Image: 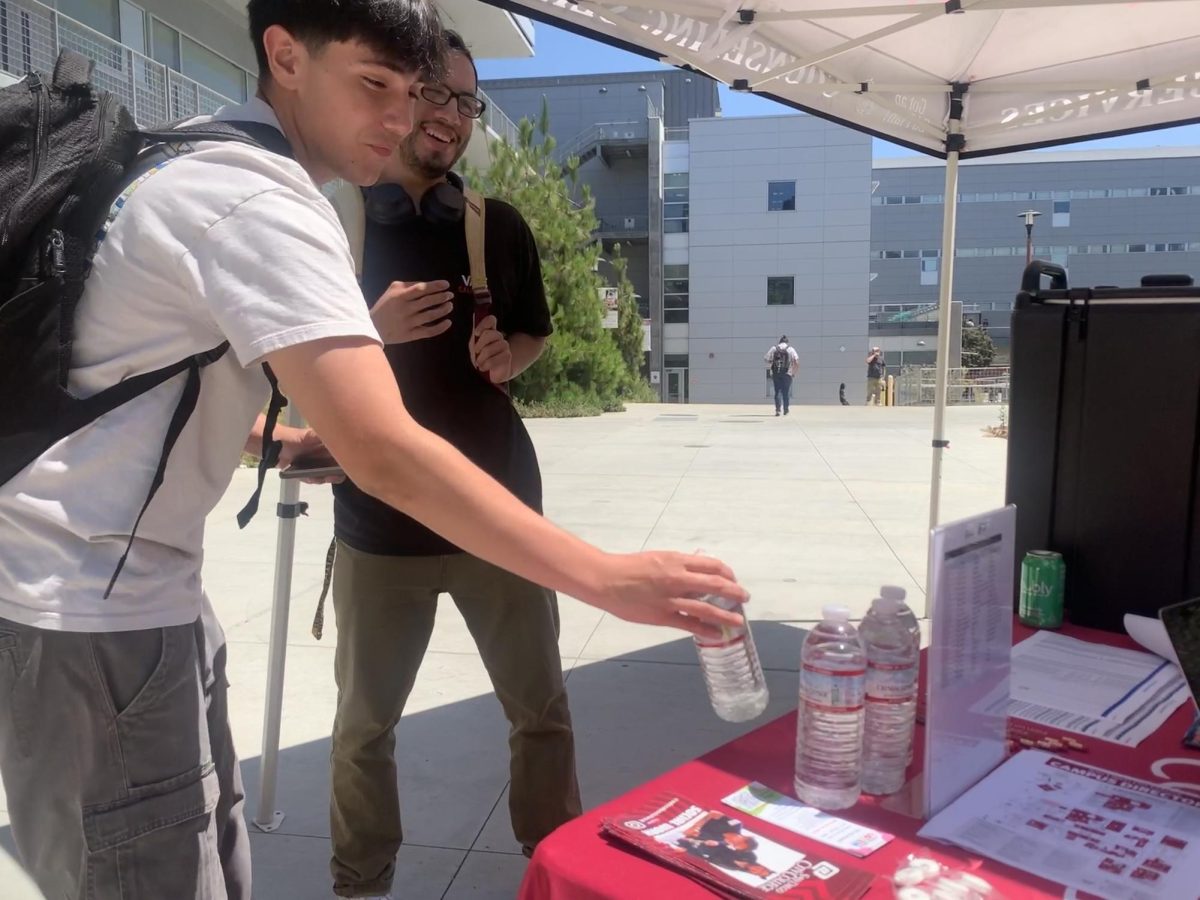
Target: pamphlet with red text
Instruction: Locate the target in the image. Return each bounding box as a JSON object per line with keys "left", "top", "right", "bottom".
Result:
{"left": 601, "top": 793, "right": 875, "bottom": 899}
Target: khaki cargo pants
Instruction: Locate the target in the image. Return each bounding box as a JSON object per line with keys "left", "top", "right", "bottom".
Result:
{"left": 329, "top": 542, "right": 581, "bottom": 898}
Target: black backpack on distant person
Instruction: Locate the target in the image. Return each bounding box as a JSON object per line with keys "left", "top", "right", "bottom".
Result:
{"left": 770, "top": 345, "right": 790, "bottom": 376}
{"left": 0, "top": 50, "right": 290, "bottom": 596}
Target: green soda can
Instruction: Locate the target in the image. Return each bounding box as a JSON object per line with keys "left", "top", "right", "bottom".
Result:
{"left": 1019, "top": 550, "right": 1065, "bottom": 628}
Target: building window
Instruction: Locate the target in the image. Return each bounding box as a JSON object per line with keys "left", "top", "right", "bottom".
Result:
{"left": 1052, "top": 200, "right": 1070, "bottom": 228}
{"left": 663, "top": 353, "right": 689, "bottom": 368}
{"left": 920, "top": 258, "right": 938, "bottom": 286}
{"left": 58, "top": 0, "right": 120, "bottom": 38}
{"left": 151, "top": 18, "right": 181, "bottom": 69}
{"left": 768, "top": 181, "right": 796, "bottom": 211}
{"left": 664, "top": 264, "right": 688, "bottom": 324}
{"left": 181, "top": 36, "right": 247, "bottom": 100}
{"left": 664, "top": 173, "right": 689, "bottom": 233}
{"left": 766, "top": 276, "right": 794, "bottom": 306}
{"left": 118, "top": 1, "right": 147, "bottom": 55}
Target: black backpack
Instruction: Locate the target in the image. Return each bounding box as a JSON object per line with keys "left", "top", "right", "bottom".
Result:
{"left": 0, "top": 50, "right": 290, "bottom": 597}
{"left": 770, "top": 345, "right": 790, "bottom": 376}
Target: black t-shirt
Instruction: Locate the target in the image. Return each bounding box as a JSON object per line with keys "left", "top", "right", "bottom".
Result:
{"left": 332, "top": 198, "right": 553, "bottom": 556}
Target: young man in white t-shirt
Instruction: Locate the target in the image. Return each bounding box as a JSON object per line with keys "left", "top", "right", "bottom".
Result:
{"left": 0, "top": 2, "right": 746, "bottom": 897}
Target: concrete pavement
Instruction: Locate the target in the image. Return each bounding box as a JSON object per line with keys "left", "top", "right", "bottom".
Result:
{"left": 0, "top": 403, "right": 1008, "bottom": 898}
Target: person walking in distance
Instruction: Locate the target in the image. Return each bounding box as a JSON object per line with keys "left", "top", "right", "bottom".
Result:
{"left": 764, "top": 335, "right": 799, "bottom": 416}
{"left": 866, "top": 346, "right": 887, "bottom": 406}
{"left": 324, "top": 34, "right": 578, "bottom": 898}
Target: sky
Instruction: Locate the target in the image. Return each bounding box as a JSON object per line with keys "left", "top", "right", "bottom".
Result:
{"left": 475, "top": 22, "right": 1200, "bottom": 159}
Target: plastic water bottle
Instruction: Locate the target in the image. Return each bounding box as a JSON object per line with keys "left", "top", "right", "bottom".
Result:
{"left": 794, "top": 606, "right": 866, "bottom": 810}
{"left": 879, "top": 585, "right": 921, "bottom": 766}
{"left": 693, "top": 594, "right": 769, "bottom": 723}
{"left": 880, "top": 585, "right": 920, "bottom": 647}
{"left": 860, "top": 594, "right": 920, "bottom": 795}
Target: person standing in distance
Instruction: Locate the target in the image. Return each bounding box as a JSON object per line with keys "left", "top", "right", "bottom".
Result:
{"left": 326, "top": 34, "right": 577, "bottom": 898}
{"left": 764, "top": 335, "right": 799, "bottom": 416}
{"left": 866, "top": 346, "right": 887, "bottom": 406}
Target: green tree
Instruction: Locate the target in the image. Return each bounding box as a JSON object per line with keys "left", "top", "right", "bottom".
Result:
{"left": 463, "top": 103, "right": 650, "bottom": 412}
{"left": 608, "top": 243, "right": 647, "bottom": 379}
{"left": 961, "top": 322, "right": 996, "bottom": 367}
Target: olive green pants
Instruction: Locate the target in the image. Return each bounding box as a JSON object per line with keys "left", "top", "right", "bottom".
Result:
{"left": 328, "top": 542, "right": 580, "bottom": 897}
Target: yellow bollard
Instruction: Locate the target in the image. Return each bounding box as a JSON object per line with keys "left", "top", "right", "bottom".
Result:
{"left": 886, "top": 374, "right": 895, "bottom": 406}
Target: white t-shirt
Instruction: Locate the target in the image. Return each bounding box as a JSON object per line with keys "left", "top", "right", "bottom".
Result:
{"left": 764, "top": 343, "right": 799, "bottom": 369}
{"left": 0, "top": 98, "right": 379, "bottom": 632}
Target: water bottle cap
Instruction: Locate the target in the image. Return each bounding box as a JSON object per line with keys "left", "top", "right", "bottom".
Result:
{"left": 822, "top": 605, "right": 851, "bottom": 622}
{"left": 880, "top": 585, "right": 907, "bottom": 601}
{"left": 872, "top": 595, "right": 903, "bottom": 614}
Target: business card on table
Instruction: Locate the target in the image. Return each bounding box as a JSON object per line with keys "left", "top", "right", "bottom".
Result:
{"left": 722, "top": 783, "right": 894, "bottom": 858}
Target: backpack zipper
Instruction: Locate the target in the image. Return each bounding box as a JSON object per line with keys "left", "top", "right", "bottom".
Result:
{"left": 0, "top": 72, "right": 49, "bottom": 248}
{"left": 28, "top": 72, "right": 48, "bottom": 189}
{"left": 95, "top": 89, "right": 113, "bottom": 145}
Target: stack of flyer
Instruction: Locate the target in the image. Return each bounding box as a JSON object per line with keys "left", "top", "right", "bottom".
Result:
{"left": 601, "top": 794, "right": 875, "bottom": 899}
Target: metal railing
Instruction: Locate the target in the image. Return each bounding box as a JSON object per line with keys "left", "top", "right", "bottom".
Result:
{"left": 595, "top": 214, "right": 649, "bottom": 235}
{"left": 553, "top": 119, "right": 648, "bottom": 163}
{"left": 477, "top": 85, "right": 520, "bottom": 147}
{"left": 664, "top": 126, "right": 689, "bottom": 141}
{"left": 894, "top": 366, "right": 1011, "bottom": 406}
{"left": 1, "top": 0, "right": 236, "bottom": 124}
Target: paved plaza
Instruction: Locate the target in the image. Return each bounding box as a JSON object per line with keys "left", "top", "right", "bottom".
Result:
{"left": 1, "top": 403, "right": 1007, "bottom": 898}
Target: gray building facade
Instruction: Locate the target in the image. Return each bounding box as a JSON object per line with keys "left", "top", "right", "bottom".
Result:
{"left": 871, "top": 149, "right": 1200, "bottom": 363}
{"left": 488, "top": 70, "right": 1200, "bottom": 402}
{"left": 482, "top": 70, "right": 720, "bottom": 393}
{"left": 687, "top": 116, "right": 872, "bottom": 405}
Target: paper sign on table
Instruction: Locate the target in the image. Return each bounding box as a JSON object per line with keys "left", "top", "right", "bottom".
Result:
{"left": 602, "top": 793, "right": 875, "bottom": 899}
{"left": 1001, "top": 631, "right": 1190, "bottom": 748}
{"left": 919, "top": 750, "right": 1200, "bottom": 900}
{"left": 923, "top": 506, "right": 1015, "bottom": 819}
{"left": 722, "top": 783, "right": 894, "bottom": 858}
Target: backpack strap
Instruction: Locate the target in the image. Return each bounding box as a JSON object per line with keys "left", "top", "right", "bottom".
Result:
{"left": 464, "top": 187, "right": 487, "bottom": 294}
{"left": 311, "top": 537, "right": 338, "bottom": 640}
{"left": 236, "top": 364, "right": 287, "bottom": 529}
{"left": 103, "top": 343, "right": 230, "bottom": 598}
{"left": 139, "top": 120, "right": 295, "bottom": 160}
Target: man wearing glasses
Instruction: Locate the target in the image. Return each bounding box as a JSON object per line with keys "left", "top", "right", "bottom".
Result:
{"left": 326, "top": 32, "right": 577, "bottom": 899}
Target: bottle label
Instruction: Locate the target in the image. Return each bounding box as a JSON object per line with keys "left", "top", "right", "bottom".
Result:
{"left": 801, "top": 663, "right": 865, "bottom": 712}
{"left": 866, "top": 660, "right": 917, "bottom": 703}
{"left": 695, "top": 630, "right": 746, "bottom": 650}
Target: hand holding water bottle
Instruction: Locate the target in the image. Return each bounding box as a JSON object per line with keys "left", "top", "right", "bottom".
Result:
{"left": 690, "top": 551, "right": 769, "bottom": 722}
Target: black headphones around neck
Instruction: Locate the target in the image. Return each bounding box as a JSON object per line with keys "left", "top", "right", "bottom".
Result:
{"left": 363, "top": 170, "right": 466, "bottom": 227}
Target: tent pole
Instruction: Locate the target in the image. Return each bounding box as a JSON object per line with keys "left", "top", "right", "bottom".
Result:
{"left": 253, "top": 405, "right": 302, "bottom": 833}
{"left": 928, "top": 91, "right": 965, "bottom": 545}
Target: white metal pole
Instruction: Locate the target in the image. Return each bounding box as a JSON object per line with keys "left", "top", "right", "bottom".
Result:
{"left": 927, "top": 101, "right": 964, "bottom": 536}
{"left": 252, "top": 404, "right": 303, "bottom": 833}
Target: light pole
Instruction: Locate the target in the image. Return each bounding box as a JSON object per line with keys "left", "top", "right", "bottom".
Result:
{"left": 1018, "top": 209, "right": 1042, "bottom": 265}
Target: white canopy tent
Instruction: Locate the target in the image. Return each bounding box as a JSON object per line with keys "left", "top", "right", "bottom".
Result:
{"left": 477, "top": 0, "right": 1200, "bottom": 529}
{"left": 252, "top": 0, "right": 1200, "bottom": 829}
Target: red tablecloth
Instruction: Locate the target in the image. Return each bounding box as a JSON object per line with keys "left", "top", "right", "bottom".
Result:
{"left": 520, "top": 622, "right": 1200, "bottom": 899}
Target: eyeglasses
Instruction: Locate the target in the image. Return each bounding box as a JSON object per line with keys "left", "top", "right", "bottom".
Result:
{"left": 416, "top": 82, "right": 486, "bottom": 120}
